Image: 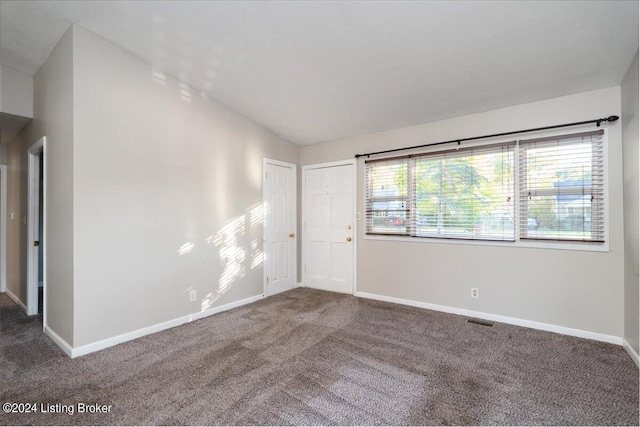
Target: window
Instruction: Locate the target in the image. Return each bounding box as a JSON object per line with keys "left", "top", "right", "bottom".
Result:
{"left": 412, "top": 143, "right": 515, "bottom": 240}
{"left": 365, "top": 143, "right": 515, "bottom": 241}
{"left": 519, "top": 130, "right": 604, "bottom": 242}
{"left": 365, "top": 157, "right": 410, "bottom": 235}
{"left": 364, "top": 129, "right": 606, "bottom": 246}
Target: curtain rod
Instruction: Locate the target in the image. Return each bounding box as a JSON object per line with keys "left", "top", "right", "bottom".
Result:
{"left": 353, "top": 115, "right": 619, "bottom": 159}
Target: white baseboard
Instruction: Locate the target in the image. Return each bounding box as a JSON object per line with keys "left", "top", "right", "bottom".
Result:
{"left": 623, "top": 339, "right": 639, "bottom": 367}
{"left": 69, "top": 294, "right": 264, "bottom": 358}
{"left": 5, "top": 288, "right": 27, "bottom": 313}
{"left": 44, "top": 325, "right": 73, "bottom": 357}
{"left": 356, "top": 291, "right": 623, "bottom": 346}
{"left": 296, "top": 282, "right": 304, "bottom": 288}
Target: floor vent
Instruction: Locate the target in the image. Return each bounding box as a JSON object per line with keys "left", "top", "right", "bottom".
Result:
{"left": 467, "top": 318, "right": 494, "bottom": 327}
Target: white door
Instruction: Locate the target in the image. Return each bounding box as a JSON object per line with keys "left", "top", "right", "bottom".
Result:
{"left": 263, "top": 159, "right": 296, "bottom": 296}
{"left": 304, "top": 162, "right": 355, "bottom": 294}
{"left": 27, "top": 138, "right": 45, "bottom": 316}
{"left": 0, "top": 165, "right": 6, "bottom": 294}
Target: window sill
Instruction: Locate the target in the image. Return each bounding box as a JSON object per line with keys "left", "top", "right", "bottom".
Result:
{"left": 363, "top": 233, "right": 609, "bottom": 253}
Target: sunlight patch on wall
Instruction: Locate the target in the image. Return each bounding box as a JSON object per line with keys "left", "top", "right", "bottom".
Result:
{"left": 200, "top": 291, "right": 217, "bottom": 313}
{"left": 250, "top": 203, "right": 265, "bottom": 270}
{"left": 177, "top": 242, "right": 195, "bottom": 255}
{"left": 250, "top": 239, "right": 263, "bottom": 270}
{"left": 200, "top": 203, "right": 265, "bottom": 311}
{"left": 250, "top": 203, "right": 263, "bottom": 228}
{"left": 179, "top": 82, "right": 192, "bottom": 103}
{"left": 214, "top": 215, "right": 246, "bottom": 292}
{"left": 151, "top": 67, "right": 167, "bottom": 87}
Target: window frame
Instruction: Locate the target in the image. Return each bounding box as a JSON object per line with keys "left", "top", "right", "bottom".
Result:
{"left": 363, "top": 128, "right": 609, "bottom": 253}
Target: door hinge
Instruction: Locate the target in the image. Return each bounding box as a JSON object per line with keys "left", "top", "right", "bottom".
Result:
{"left": 265, "top": 171, "right": 268, "bottom": 179}
{"left": 266, "top": 276, "right": 269, "bottom": 284}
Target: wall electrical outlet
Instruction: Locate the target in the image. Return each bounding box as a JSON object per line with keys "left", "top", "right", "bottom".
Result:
{"left": 471, "top": 288, "right": 479, "bottom": 299}
{"left": 189, "top": 290, "right": 197, "bottom": 302}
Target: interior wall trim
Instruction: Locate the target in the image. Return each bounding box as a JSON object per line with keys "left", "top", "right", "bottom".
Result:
{"left": 44, "top": 325, "right": 73, "bottom": 357}
{"left": 623, "top": 339, "right": 640, "bottom": 367}
{"left": 65, "top": 294, "right": 264, "bottom": 358}
{"left": 356, "top": 291, "right": 623, "bottom": 346}
{"left": 5, "top": 288, "right": 27, "bottom": 313}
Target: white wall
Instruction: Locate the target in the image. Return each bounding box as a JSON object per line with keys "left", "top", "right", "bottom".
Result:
{"left": 0, "top": 65, "right": 33, "bottom": 118}
{"left": 5, "top": 25, "right": 300, "bottom": 353}
{"left": 621, "top": 51, "right": 639, "bottom": 356}
{"left": 301, "top": 87, "right": 625, "bottom": 338}
{"left": 0, "top": 65, "right": 33, "bottom": 145}
{"left": 71, "top": 26, "right": 298, "bottom": 347}
{"left": 6, "top": 28, "right": 74, "bottom": 344}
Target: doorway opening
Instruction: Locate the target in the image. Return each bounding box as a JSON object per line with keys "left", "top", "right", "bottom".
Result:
{"left": 27, "top": 137, "right": 45, "bottom": 318}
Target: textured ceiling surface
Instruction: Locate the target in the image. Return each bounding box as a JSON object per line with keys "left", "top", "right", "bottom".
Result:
{"left": 0, "top": 1, "right": 637, "bottom": 144}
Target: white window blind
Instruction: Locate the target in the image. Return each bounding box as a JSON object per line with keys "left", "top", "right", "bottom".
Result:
{"left": 412, "top": 143, "right": 516, "bottom": 241}
{"left": 364, "top": 129, "right": 606, "bottom": 247}
{"left": 365, "top": 142, "right": 515, "bottom": 240}
{"left": 365, "top": 157, "right": 410, "bottom": 235}
{"left": 519, "top": 130, "right": 605, "bottom": 242}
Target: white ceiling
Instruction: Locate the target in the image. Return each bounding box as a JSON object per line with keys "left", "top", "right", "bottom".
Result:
{"left": 0, "top": 1, "right": 637, "bottom": 145}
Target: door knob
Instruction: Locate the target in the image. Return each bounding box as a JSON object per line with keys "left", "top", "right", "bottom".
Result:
{"left": 346, "top": 237, "right": 352, "bottom": 242}
{"left": 289, "top": 233, "right": 295, "bottom": 238}
{"left": 347, "top": 225, "right": 352, "bottom": 230}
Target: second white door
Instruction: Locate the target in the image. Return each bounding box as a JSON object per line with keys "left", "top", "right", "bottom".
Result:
{"left": 304, "top": 162, "right": 355, "bottom": 294}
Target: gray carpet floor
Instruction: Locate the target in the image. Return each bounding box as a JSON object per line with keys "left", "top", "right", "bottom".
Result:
{"left": 0, "top": 288, "right": 638, "bottom": 426}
